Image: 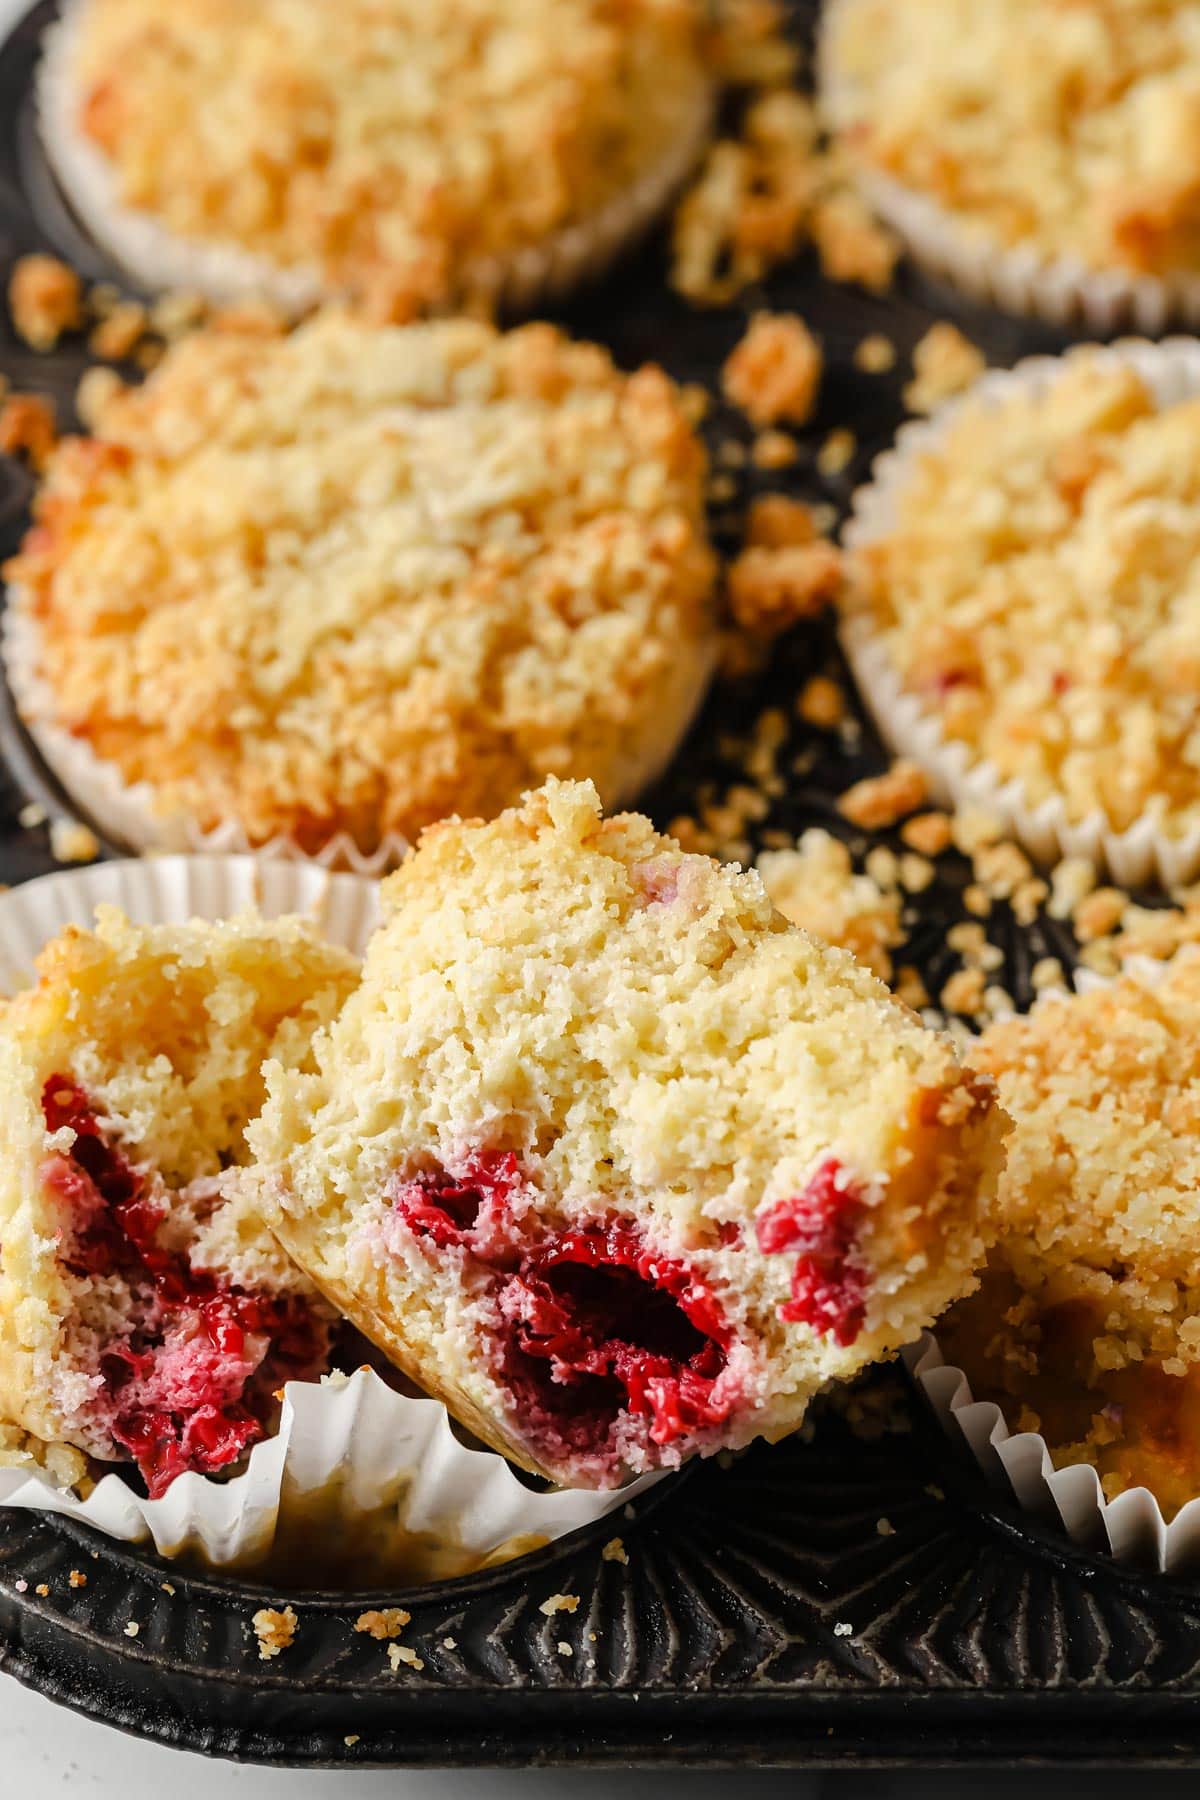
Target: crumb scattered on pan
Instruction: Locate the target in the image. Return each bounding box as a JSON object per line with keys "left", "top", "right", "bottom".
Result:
{"left": 837, "top": 759, "right": 927, "bottom": 830}
{"left": 903, "top": 322, "right": 986, "bottom": 414}
{"left": 833, "top": 1620, "right": 853, "bottom": 1637}
{"left": 853, "top": 333, "right": 897, "bottom": 374}
{"left": 442, "top": 1636, "right": 458, "bottom": 1649}
{"left": 252, "top": 1604, "right": 298, "bottom": 1660}
{"left": 722, "top": 312, "right": 822, "bottom": 427}
{"left": 797, "top": 673, "right": 845, "bottom": 729}
{"left": 8, "top": 254, "right": 82, "bottom": 351}
{"left": 601, "top": 1537, "right": 629, "bottom": 1564}
{"left": 124, "top": 1620, "right": 140, "bottom": 1638}
{"left": 75, "top": 365, "right": 125, "bottom": 430}
{"left": 816, "top": 426, "right": 856, "bottom": 477}
{"left": 539, "top": 1592, "right": 580, "bottom": 1617}
{"left": 68, "top": 1569, "right": 87, "bottom": 1588}
{"left": 900, "top": 810, "right": 952, "bottom": 857}
{"left": 49, "top": 819, "right": 100, "bottom": 864}
{"left": 810, "top": 187, "right": 899, "bottom": 292}
{"left": 387, "top": 1642, "right": 425, "bottom": 1672}
{"left": 354, "top": 1608, "right": 411, "bottom": 1640}
{"left": 18, "top": 802, "right": 46, "bottom": 830}
{"left": 35, "top": 1582, "right": 49, "bottom": 1596}
{"left": 161, "top": 1582, "right": 176, "bottom": 1596}
{"left": 750, "top": 427, "right": 800, "bottom": 468}
{"left": 89, "top": 300, "right": 149, "bottom": 364}
{"left": 758, "top": 828, "right": 903, "bottom": 981}
{"left": 875, "top": 1517, "right": 894, "bottom": 1537}
{"left": 728, "top": 539, "right": 842, "bottom": 636}
{"left": 344, "top": 1735, "right": 360, "bottom": 1747}
{"left": 557, "top": 1640, "right": 573, "bottom": 1656}
{"left": 0, "top": 392, "right": 57, "bottom": 469}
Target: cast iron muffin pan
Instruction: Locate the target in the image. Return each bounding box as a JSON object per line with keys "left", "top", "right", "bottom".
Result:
{"left": 3, "top": 0, "right": 1200, "bottom": 1770}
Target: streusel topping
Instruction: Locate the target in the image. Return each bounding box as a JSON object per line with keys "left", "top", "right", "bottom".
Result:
{"left": 8, "top": 312, "right": 716, "bottom": 854}
{"left": 942, "top": 955, "right": 1200, "bottom": 1511}
{"left": 844, "top": 358, "right": 1200, "bottom": 838}
{"left": 63, "top": 0, "right": 710, "bottom": 317}
{"left": 826, "top": 0, "right": 1200, "bottom": 275}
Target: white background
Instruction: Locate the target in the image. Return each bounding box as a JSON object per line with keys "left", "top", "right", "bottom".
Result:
{"left": 0, "top": 0, "right": 1197, "bottom": 1790}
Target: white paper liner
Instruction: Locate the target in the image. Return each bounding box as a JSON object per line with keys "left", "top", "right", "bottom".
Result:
{"left": 839, "top": 336, "right": 1200, "bottom": 890}
{"left": 0, "top": 854, "right": 658, "bottom": 1566}
{"left": 816, "top": 0, "right": 1200, "bottom": 332}
{"left": 2, "top": 597, "right": 412, "bottom": 874}
{"left": 907, "top": 952, "right": 1200, "bottom": 1573}
{"left": 36, "top": 0, "right": 714, "bottom": 317}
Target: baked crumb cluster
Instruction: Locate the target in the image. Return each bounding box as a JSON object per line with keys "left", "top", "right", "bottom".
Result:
{"left": 826, "top": 0, "right": 1200, "bottom": 275}
{"left": 0, "top": 909, "right": 357, "bottom": 1494}
{"left": 757, "top": 829, "right": 903, "bottom": 981}
{"left": 941, "top": 957, "right": 1200, "bottom": 1516}
{"left": 845, "top": 359, "right": 1200, "bottom": 839}
{"left": 61, "top": 0, "right": 711, "bottom": 318}
{"left": 247, "top": 779, "right": 1002, "bottom": 1488}
{"left": 7, "top": 312, "right": 716, "bottom": 854}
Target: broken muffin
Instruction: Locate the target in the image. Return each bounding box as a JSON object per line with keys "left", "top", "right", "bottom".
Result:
{"left": 0, "top": 907, "right": 358, "bottom": 1497}
{"left": 246, "top": 778, "right": 1006, "bottom": 1488}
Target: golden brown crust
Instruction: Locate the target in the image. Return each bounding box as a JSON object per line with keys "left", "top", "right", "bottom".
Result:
{"left": 8, "top": 313, "right": 717, "bottom": 855}
{"left": 59, "top": 0, "right": 711, "bottom": 317}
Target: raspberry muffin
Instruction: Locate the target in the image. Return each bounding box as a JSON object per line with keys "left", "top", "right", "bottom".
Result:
{"left": 941, "top": 955, "right": 1200, "bottom": 1519}
{"left": 0, "top": 907, "right": 358, "bottom": 1498}
{"left": 821, "top": 0, "right": 1200, "bottom": 324}
{"left": 4, "top": 312, "right": 717, "bottom": 861}
{"left": 841, "top": 348, "right": 1200, "bottom": 885}
{"left": 246, "top": 779, "right": 1005, "bottom": 1488}
{"left": 38, "top": 0, "right": 713, "bottom": 317}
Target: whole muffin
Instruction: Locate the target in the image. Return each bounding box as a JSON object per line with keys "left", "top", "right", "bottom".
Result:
{"left": 5, "top": 312, "right": 718, "bottom": 860}
{"left": 0, "top": 908, "right": 358, "bottom": 1497}
{"left": 942, "top": 954, "right": 1200, "bottom": 1519}
{"left": 38, "top": 0, "right": 713, "bottom": 316}
{"left": 245, "top": 778, "right": 1006, "bottom": 1488}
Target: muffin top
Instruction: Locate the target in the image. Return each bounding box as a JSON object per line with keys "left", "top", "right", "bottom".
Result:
{"left": 7, "top": 312, "right": 716, "bottom": 855}
{"left": 942, "top": 954, "right": 1200, "bottom": 1512}
{"left": 844, "top": 357, "right": 1200, "bottom": 839}
{"left": 824, "top": 0, "right": 1200, "bottom": 275}
{"left": 54, "top": 0, "right": 711, "bottom": 316}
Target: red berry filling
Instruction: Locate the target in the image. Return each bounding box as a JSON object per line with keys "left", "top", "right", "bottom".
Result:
{"left": 755, "top": 1157, "right": 868, "bottom": 1347}
{"left": 42, "top": 1076, "right": 329, "bottom": 1498}
{"left": 389, "top": 1156, "right": 739, "bottom": 1475}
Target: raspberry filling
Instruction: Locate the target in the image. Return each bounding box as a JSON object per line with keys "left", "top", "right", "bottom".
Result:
{"left": 42, "top": 1076, "right": 328, "bottom": 1499}
{"left": 390, "top": 1157, "right": 738, "bottom": 1473}
{"left": 755, "top": 1157, "right": 868, "bottom": 1347}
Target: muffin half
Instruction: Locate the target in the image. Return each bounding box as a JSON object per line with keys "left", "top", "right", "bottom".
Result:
{"left": 0, "top": 908, "right": 358, "bottom": 1497}
{"left": 246, "top": 779, "right": 1006, "bottom": 1488}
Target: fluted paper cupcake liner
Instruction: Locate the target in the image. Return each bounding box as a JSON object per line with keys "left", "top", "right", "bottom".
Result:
{"left": 840, "top": 337, "right": 1200, "bottom": 890}
{"left": 816, "top": 0, "right": 1200, "bottom": 333}
{"left": 908, "top": 953, "right": 1200, "bottom": 1574}
{"left": 37, "top": 0, "right": 714, "bottom": 317}
{"left": 2, "top": 598, "right": 412, "bottom": 873}
{"left": 0, "top": 854, "right": 658, "bottom": 1566}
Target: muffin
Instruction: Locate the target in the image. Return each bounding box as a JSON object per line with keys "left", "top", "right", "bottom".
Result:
{"left": 245, "top": 778, "right": 1005, "bottom": 1489}
{"left": 0, "top": 907, "right": 358, "bottom": 1497}
{"left": 841, "top": 346, "right": 1200, "bottom": 887}
{"left": 821, "top": 0, "right": 1200, "bottom": 327}
{"left": 4, "top": 312, "right": 718, "bottom": 862}
{"left": 938, "top": 956, "right": 1200, "bottom": 1519}
{"left": 38, "top": 0, "right": 713, "bottom": 318}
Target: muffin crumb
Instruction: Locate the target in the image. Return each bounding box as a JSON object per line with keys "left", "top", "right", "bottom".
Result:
{"left": 722, "top": 312, "right": 822, "bottom": 427}
{"left": 253, "top": 1605, "right": 298, "bottom": 1660}
{"left": 354, "top": 1608, "right": 411, "bottom": 1641}
{"left": 8, "top": 254, "right": 82, "bottom": 351}
{"left": 601, "top": 1536, "right": 629, "bottom": 1564}
{"left": 539, "top": 1593, "right": 581, "bottom": 1617}
{"left": 903, "top": 323, "right": 985, "bottom": 414}
{"left": 837, "top": 760, "right": 927, "bottom": 830}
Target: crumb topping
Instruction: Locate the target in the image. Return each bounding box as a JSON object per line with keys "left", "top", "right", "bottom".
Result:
{"left": 722, "top": 312, "right": 823, "bottom": 427}
{"left": 845, "top": 358, "right": 1200, "bottom": 838}
{"left": 826, "top": 0, "right": 1200, "bottom": 275}
{"left": 252, "top": 1604, "right": 298, "bottom": 1659}
{"left": 8, "top": 254, "right": 82, "bottom": 351}
{"left": 943, "top": 955, "right": 1200, "bottom": 1513}
{"left": 64, "top": 0, "right": 711, "bottom": 318}
{"left": 9, "top": 312, "right": 715, "bottom": 854}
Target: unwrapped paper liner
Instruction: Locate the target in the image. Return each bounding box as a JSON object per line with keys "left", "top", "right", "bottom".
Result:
{"left": 840, "top": 337, "right": 1200, "bottom": 889}
{"left": 2, "top": 599, "right": 411, "bottom": 874}
{"left": 0, "top": 853, "right": 659, "bottom": 1565}
{"left": 36, "top": 0, "right": 714, "bottom": 317}
{"left": 907, "top": 952, "right": 1200, "bottom": 1574}
{"left": 817, "top": 0, "right": 1200, "bottom": 333}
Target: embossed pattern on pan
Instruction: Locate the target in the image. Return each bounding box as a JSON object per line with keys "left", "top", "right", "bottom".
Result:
{"left": 0, "top": 0, "right": 1197, "bottom": 1772}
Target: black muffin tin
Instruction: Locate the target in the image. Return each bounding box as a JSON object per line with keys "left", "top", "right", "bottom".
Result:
{"left": 2, "top": 0, "right": 1198, "bottom": 1769}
